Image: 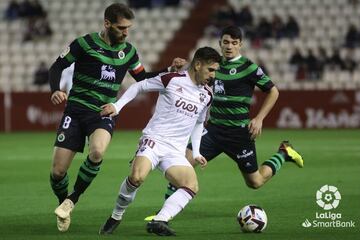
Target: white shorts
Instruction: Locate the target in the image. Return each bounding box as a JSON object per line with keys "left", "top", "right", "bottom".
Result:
{"left": 135, "top": 136, "right": 192, "bottom": 173}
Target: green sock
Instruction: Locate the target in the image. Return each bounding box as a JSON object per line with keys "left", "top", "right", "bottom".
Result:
{"left": 262, "top": 153, "right": 285, "bottom": 175}
{"left": 68, "top": 156, "right": 102, "bottom": 204}
{"left": 50, "top": 173, "right": 69, "bottom": 204}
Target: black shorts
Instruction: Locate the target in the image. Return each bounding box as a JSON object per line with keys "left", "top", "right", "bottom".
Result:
{"left": 187, "top": 124, "right": 258, "bottom": 173}
{"left": 54, "top": 104, "right": 115, "bottom": 153}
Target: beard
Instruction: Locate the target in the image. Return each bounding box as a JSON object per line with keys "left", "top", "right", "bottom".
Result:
{"left": 108, "top": 26, "right": 125, "bottom": 45}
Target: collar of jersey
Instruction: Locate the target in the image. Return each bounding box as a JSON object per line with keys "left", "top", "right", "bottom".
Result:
{"left": 90, "top": 32, "right": 127, "bottom": 51}
{"left": 222, "top": 55, "right": 246, "bottom": 65}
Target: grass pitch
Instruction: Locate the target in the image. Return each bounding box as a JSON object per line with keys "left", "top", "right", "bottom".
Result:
{"left": 0, "top": 129, "right": 359, "bottom": 240}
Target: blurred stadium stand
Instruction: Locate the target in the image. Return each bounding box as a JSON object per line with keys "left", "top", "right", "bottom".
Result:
{"left": 190, "top": 0, "right": 360, "bottom": 90}
{"left": 1, "top": 0, "right": 359, "bottom": 92}
{"left": 0, "top": 0, "right": 193, "bottom": 91}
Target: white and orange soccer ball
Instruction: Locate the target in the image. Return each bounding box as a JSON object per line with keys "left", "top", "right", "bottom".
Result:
{"left": 237, "top": 204, "right": 268, "bottom": 233}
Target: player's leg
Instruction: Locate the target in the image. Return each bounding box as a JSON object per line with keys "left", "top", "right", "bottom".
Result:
{"left": 50, "top": 147, "right": 75, "bottom": 205}
{"left": 51, "top": 147, "right": 76, "bottom": 232}
{"left": 164, "top": 132, "right": 221, "bottom": 199}
{"left": 236, "top": 140, "right": 303, "bottom": 189}
{"left": 100, "top": 155, "right": 153, "bottom": 235}
{"left": 147, "top": 164, "right": 198, "bottom": 236}
{"left": 51, "top": 112, "right": 86, "bottom": 232}
{"left": 67, "top": 129, "right": 111, "bottom": 204}
{"left": 144, "top": 132, "right": 222, "bottom": 222}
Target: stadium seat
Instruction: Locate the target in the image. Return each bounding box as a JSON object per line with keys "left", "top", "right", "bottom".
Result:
{"left": 0, "top": 0, "right": 192, "bottom": 91}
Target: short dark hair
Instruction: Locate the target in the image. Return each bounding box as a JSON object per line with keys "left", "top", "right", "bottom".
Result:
{"left": 220, "top": 26, "right": 243, "bottom": 41}
{"left": 104, "top": 3, "right": 134, "bottom": 23}
{"left": 192, "top": 47, "right": 221, "bottom": 65}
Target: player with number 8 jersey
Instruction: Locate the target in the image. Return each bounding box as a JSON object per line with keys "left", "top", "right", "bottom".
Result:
{"left": 48, "top": 3, "right": 187, "bottom": 233}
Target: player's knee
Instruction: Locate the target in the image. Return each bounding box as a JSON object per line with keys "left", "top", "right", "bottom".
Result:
{"left": 89, "top": 149, "right": 104, "bottom": 162}
{"left": 182, "top": 181, "right": 198, "bottom": 194}
{"left": 51, "top": 169, "right": 66, "bottom": 179}
{"left": 192, "top": 183, "right": 199, "bottom": 193}
{"left": 129, "top": 174, "right": 145, "bottom": 187}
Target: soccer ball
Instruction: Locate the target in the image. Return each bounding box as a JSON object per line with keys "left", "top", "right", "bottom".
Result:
{"left": 237, "top": 204, "right": 267, "bottom": 233}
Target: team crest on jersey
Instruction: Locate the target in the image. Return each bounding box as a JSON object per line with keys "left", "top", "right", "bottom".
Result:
{"left": 100, "top": 65, "right": 116, "bottom": 81}
{"left": 118, "top": 50, "right": 125, "bottom": 59}
{"left": 199, "top": 93, "right": 206, "bottom": 103}
{"left": 214, "top": 80, "right": 225, "bottom": 94}
{"left": 229, "top": 68, "right": 237, "bottom": 75}
{"left": 60, "top": 46, "right": 70, "bottom": 58}
{"left": 57, "top": 132, "right": 65, "bottom": 142}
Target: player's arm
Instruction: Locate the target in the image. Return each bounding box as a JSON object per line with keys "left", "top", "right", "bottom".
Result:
{"left": 190, "top": 102, "right": 211, "bottom": 168}
{"left": 100, "top": 74, "right": 165, "bottom": 117}
{"left": 190, "top": 120, "right": 207, "bottom": 168}
{"left": 129, "top": 54, "right": 187, "bottom": 82}
{"left": 49, "top": 39, "right": 82, "bottom": 105}
{"left": 249, "top": 86, "right": 279, "bottom": 139}
{"left": 248, "top": 66, "right": 278, "bottom": 139}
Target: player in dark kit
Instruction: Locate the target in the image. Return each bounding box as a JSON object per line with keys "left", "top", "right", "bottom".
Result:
{"left": 49, "top": 3, "right": 185, "bottom": 232}
{"left": 146, "top": 25, "right": 304, "bottom": 221}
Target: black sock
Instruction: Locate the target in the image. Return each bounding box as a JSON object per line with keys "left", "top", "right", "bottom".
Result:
{"left": 165, "top": 183, "right": 178, "bottom": 199}
{"left": 50, "top": 173, "right": 69, "bottom": 204}
{"left": 68, "top": 156, "right": 102, "bottom": 204}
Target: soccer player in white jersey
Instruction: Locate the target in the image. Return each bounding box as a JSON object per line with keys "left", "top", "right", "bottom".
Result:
{"left": 98, "top": 47, "right": 221, "bottom": 236}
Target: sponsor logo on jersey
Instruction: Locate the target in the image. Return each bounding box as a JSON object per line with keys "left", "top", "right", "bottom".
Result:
{"left": 176, "top": 87, "right": 183, "bottom": 93}
{"left": 100, "top": 65, "right": 116, "bottom": 81}
{"left": 256, "top": 67, "right": 265, "bottom": 77}
{"left": 236, "top": 149, "right": 254, "bottom": 159}
{"left": 96, "top": 48, "right": 105, "bottom": 53}
{"left": 214, "top": 80, "right": 225, "bottom": 94}
{"left": 175, "top": 98, "right": 198, "bottom": 116}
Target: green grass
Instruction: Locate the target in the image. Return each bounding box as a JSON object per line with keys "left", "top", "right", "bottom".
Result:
{"left": 0, "top": 129, "right": 359, "bottom": 239}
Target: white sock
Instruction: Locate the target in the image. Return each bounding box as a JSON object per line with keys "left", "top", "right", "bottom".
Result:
{"left": 154, "top": 188, "right": 194, "bottom": 222}
{"left": 111, "top": 177, "right": 138, "bottom": 220}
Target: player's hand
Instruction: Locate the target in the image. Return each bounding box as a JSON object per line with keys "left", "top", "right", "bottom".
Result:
{"left": 51, "top": 90, "right": 67, "bottom": 105}
{"left": 194, "top": 155, "right": 207, "bottom": 169}
{"left": 100, "top": 103, "right": 118, "bottom": 117}
{"left": 248, "top": 118, "right": 263, "bottom": 140}
{"left": 170, "top": 57, "right": 187, "bottom": 72}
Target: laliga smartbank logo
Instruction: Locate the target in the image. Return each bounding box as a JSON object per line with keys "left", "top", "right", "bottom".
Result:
{"left": 316, "top": 184, "right": 341, "bottom": 210}
{"left": 302, "top": 185, "right": 355, "bottom": 228}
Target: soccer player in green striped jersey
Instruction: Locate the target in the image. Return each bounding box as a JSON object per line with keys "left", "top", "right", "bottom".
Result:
{"left": 146, "top": 26, "right": 304, "bottom": 221}
{"left": 189, "top": 26, "right": 304, "bottom": 189}
{"left": 49, "top": 3, "right": 185, "bottom": 232}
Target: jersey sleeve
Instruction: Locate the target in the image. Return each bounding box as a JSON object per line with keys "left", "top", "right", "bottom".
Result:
{"left": 112, "top": 74, "right": 166, "bottom": 113}
{"left": 128, "top": 47, "right": 168, "bottom": 82}
{"left": 58, "top": 38, "right": 84, "bottom": 66}
{"left": 252, "top": 66, "right": 274, "bottom": 92}
{"left": 49, "top": 38, "right": 84, "bottom": 93}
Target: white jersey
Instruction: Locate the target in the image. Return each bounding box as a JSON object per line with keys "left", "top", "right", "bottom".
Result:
{"left": 141, "top": 71, "right": 212, "bottom": 153}
{"left": 114, "top": 70, "right": 213, "bottom": 154}
{"left": 60, "top": 63, "right": 74, "bottom": 94}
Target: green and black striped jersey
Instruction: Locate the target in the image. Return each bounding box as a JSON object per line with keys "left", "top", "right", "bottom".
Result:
{"left": 208, "top": 56, "right": 274, "bottom": 128}
{"left": 54, "top": 32, "right": 146, "bottom": 112}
